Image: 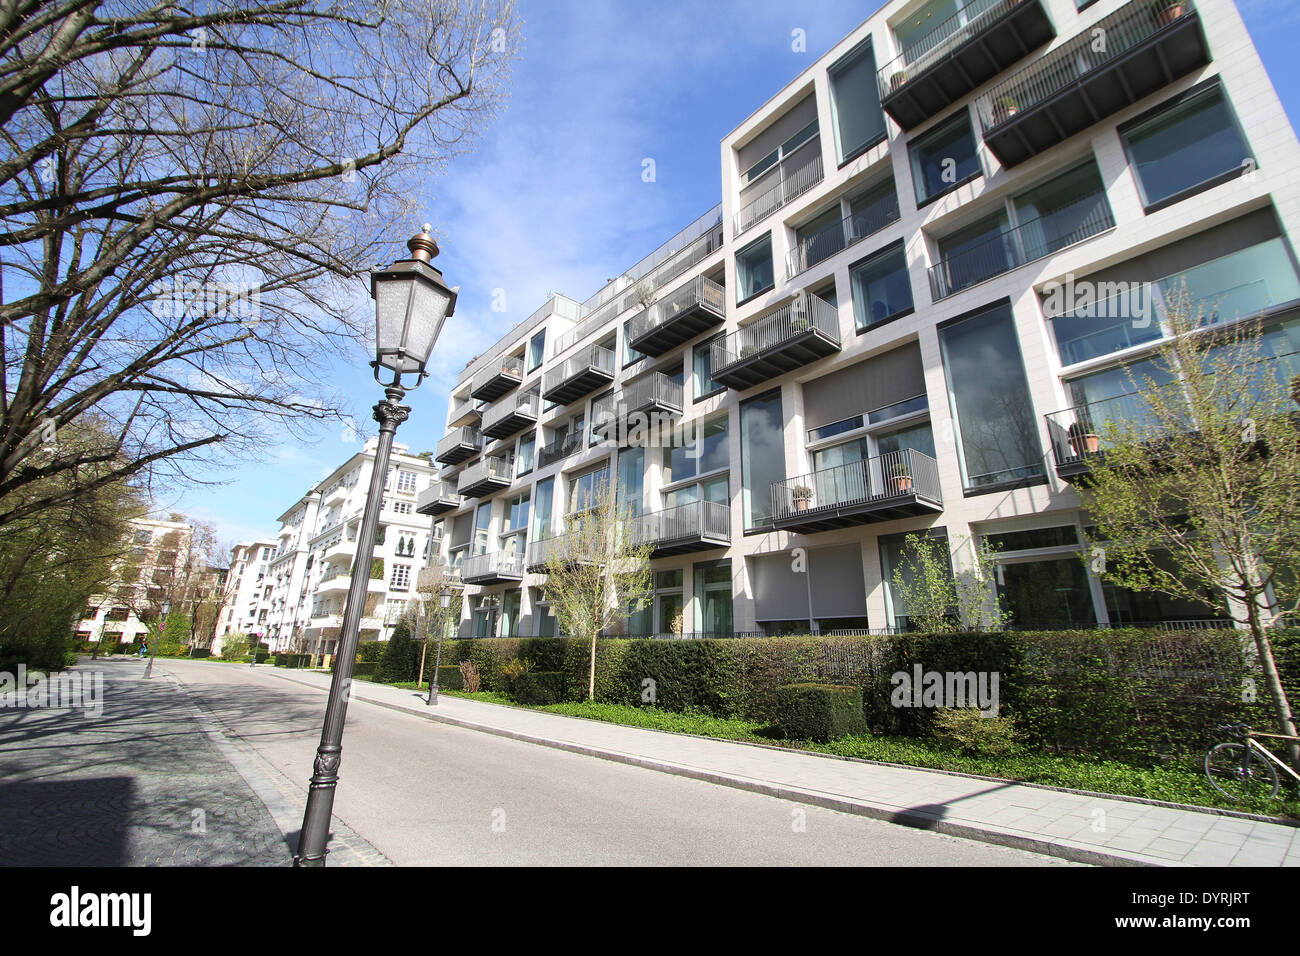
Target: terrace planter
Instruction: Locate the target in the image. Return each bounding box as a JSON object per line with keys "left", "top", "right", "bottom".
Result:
{"left": 1068, "top": 422, "right": 1101, "bottom": 456}
{"left": 890, "top": 474, "right": 914, "bottom": 494}
{"left": 1152, "top": 1, "right": 1186, "bottom": 27}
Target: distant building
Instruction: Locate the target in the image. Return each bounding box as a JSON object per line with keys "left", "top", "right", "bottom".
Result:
{"left": 76, "top": 516, "right": 193, "bottom": 646}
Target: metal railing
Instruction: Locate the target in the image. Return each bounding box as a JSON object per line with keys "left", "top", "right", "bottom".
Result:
{"left": 710, "top": 291, "right": 840, "bottom": 372}
{"left": 786, "top": 191, "right": 901, "bottom": 278}
{"left": 481, "top": 388, "right": 540, "bottom": 434}
{"left": 461, "top": 551, "right": 525, "bottom": 581}
{"left": 770, "top": 448, "right": 942, "bottom": 523}
{"left": 416, "top": 481, "right": 461, "bottom": 511}
{"left": 627, "top": 275, "right": 726, "bottom": 343}
{"left": 537, "top": 430, "right": 585, "bottom": 469}
{"left": 470, "top": 353, "right": 524, "bottom": 394}
{"left": 1043, "top": 384, "right": 1190, "bottom": 467}
{"left": 456, "top": 454, "right": 515, "bottom": 492}
{"left": 456, "top": 294, "right": 582, "bottom": 387}
{"left": 928, "top": 192, "right": 1114, "bottom": 300}
{"left": 734, "top": 141, "right": 824, "bottom": 236}
{"left": 436, "top": 425, "right": 482, "bottom": 458}
{"left": 877, "top": 0, "right": 1034, "bottom": 100}
{"left": 974, "top": 0, "right": 1197, "bottom": 135}
{"left": 628, "top": 500, "right": 730, "bottom": 548}
{"left": 542, "top": 343, "right": 616, "bottom": 396}
{"left": 591, "top": 371, "right": 685, "bottom": 434}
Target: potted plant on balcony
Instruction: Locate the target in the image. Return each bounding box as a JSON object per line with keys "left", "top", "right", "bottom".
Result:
{"left": 1067, "top": 420, "right": 1101, "bottom": 457}
{"left": 888, "top": 462, "right": 914, "bottom": 495}
{"left": 740, "top": 343, "right": 759, "bottom": 358}
{"left": 1150, "top": 0, "right": 1185, "bottom": 27}
{"left": 991, "top": 95, "right": 1019, "bottom": 125}
{"left": 792, "top": 484, "right": 814, "bottom": 512}
{"left": 889, "top": 70, "right": 908, "bottom": 92}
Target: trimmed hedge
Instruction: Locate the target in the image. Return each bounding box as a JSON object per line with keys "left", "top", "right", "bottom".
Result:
{"left": 774, "top": 683, "right": 866, "bottom": 742}
{"left": 510, "top": 671, "right": 565, "bottom": 706}
{"left": 274, "top": 653, "right": 311, "bottom": 668}
{"left": 433, "top": 665, "right": 464, "bottom": 691}
{"left": 357, "top": 640, "right": 386, "bottom": 663}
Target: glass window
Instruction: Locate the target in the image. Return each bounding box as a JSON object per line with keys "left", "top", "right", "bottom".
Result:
{"left": 528, "top": 329, "right": 546, "bottom": 371}
{"left": 876, "top": 422, "right": 935, "bottom": 459}
{"left": 694, "top": 563, "right": 733, "bottom": 637}
{"left": 500, "top": 590, "right": 521, "bottom": 636}
{"left": 829, "top": 40, "right": 886, "bottom": 162}
{"left": 532, "top": 477, "right": 553, "bottom": 540}
{"left": 622, "top": 319, "right": 646, "bottom": 367}
{"left": 850, "top": 244, "right": 913, "bottom": 330}
{"left": 997, "top": 557, "right": 1096, "bottom": 629}
{"left": 909, "top": 112, "right": 980, "bottom": 204}
{"left": 665, "top": 474, "right": 728, "bottom": 510}
{"left": 736, "top": 235, "right": 775, "bottom": 303}
{"left": 503, "top": 492, "right": 530, "bottom": 533}
{"left": 568, "top": 463, "right": 610, "bottom": 514}
{"left": 936, "top": 211, "right": 1012, "bottom": 296}
{"left": 616, "top": 446, "right": 644, "bottom": 517}
{"left": 694, "top": 337, "right": 722, "bottom": 399}
{"left": 939, "top": 304, "right": 1044, "bottom": 490}
{"left": 1066, "top": 356, "right": 1179, "bottom": 438}
{"left": 796, "top": 205, "right": 845, "bottom": 272}
{"left": 985, "top": 525, "right": 1079, "bottom": 552}
{"left": 663, "top": 414, "right": 728, "bottom": 483}
{"left": 879, "top": 529, "right": 950, "bottom": 631}
{"left": 1012, "top": 161, "right": 1111, "bottom": 262}
{"left": 517, "top": 434, "right": 535, "bottom": 476}
{"left": 895, "top": 0, "right": 961, "bottom": 61}
{"left": 1102, "top": 552, "right": 1229, "bottom": 624}
{"left": 472, "top": 503, "right": 492, "bottom": 556}
{"left": 740, "top": 391, "right": 784, "bottom": 530}
{"left": 1122, "top": 84, "right": 1251, "bottom": 209}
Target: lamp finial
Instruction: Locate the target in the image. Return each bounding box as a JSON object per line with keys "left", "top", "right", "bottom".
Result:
{"left": 408, "top": 225, "right": 438, "bottom": 263}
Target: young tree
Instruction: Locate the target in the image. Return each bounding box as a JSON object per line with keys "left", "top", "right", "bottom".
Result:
{"left": 412, "top": 560, "right": 463, "bottom": 688}
{"left": 1077, "top": 291, "right": 1300, "bottom": 767}
{"left": 0, "top": 0, "right": 519, "bottom": 528}
{"left": 541, "top": 478, "right": 653, "bottom": 701}
{"left": 890, "top": 532, "right": 1009, "bottom": 633}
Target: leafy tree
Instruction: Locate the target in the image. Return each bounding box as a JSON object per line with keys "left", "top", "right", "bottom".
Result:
{"left": 1077, "top": 292, "right": 1300, "bottom": 767}
{"left": 377, "top": 618, "right": 417, "bottom": 684}
{"left": 890, "top": 532, "right": 1008, "bottom": 633}
{"left": 411, "top": 560, "right": 463, "bottom": 686}
{"left": 541, "top": 478, "right": 653, "bottom": 700}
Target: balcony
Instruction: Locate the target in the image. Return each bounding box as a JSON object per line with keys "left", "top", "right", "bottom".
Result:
{"left": 316, "top": 567, "right": 386, "bottom": 594}
{"left": 627, "top": 276, "right": 727, "bottom": 357}
{"left": 734, "top": 140, "right": 824, "bottom": 236}
{"left": 416, "top": 481, "right": 462, "bottom": 516}
{"left": 542, "top": 343, "right": 616, "bottom": 406}
{"left": 481, "top": 388, "right": 540, "bottom": 440}
{"left": 470, "top": 354, "right": 524, "bottom": 402}
{"left": 456, "top": 454, "right": 514, "bottom": 499}
{"left": 435, "top": 425, "right": 482, "bottom": 465}
{"left": 710, "top": 292, "right": 841, "bottom": 391}
{"left": 787, "top": 191, "right": 901, "bottom": 279}
{"left": 975, "top": 0, "right": 1209, "bottom": 169}
{"left": 629, "top": 501, "right": 730, "bottom": 556}
{"left": 323, "top": 482, "right": 350, "bottom": 506}
{"left": 878, "top": 0, "right": 1055, "bottom": 132}
{"left": 591, "top": 371, "right": 684, "bottom": 442}
{"left": 461, "top": 550, "right": 525, "bottom": 585}
{"left": 447, "top": 396, "right": 481, "bottom": 429}
{"left": 928, "top": 192, "right": 1114, "bottom": 300}
{"left": 772, "top": 449, "right": 943, "bottom": 532}
{"left": 537, "top": 430, "right": 584, "bottom": 470}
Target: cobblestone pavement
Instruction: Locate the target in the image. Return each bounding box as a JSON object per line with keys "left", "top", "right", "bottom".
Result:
{"left": 0, "top": 657, "right": 293, "bottom": 866}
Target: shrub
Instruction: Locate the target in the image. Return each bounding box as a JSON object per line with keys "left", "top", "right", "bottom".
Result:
{"left": 562, "top": 637, "right": 629, "bottom": 702}
{"left": 434, "top": 665, "right": 464, "bottom": 691}
{"left": 614, "top": 640, "right": 739, "bottom": 716}
{"left": 190, "top": 648, "right": 212, "bottom": 659}
{"left": 377, "top": 621, "right": 418, "bottom": 683}
{"left": 458, "top": 659, "right": 481, "bottom": 693}
{"left": 274, "top": 653, "right": 309, "bottom": 668}
{"left": 932, "top": 707, "right": 1020, "bottom": 757}
{"left": 774, "top": 683, "right": 866, "bottom": 742}
{"left": 511, "top": 671, "right": 566, "bottom": 706}
{"left": 499, "top": 657, "right": 533, "bottom": 697}
{"left": 220, "top": 637, "right": 250, "bottom": 661}
{"left": 357, "top": 640, "right": 386, "bottom": 663}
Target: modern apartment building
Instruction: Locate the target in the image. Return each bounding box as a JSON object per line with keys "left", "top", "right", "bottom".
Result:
{"left": 423, "top": 0, "right": 1300, "bottom": 638}
{"left": 243, "top": 438, "right": 442, "bottom": 655}
{"left": 76, "top": 516, "right": 194, "bottom": 646}
{"left": 217, "top": 539, "right": 279, "bottom": 647}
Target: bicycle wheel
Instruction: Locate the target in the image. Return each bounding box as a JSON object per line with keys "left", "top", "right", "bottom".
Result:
{"left": 1205, "top": 742, "right": 1280, "bottom": 802}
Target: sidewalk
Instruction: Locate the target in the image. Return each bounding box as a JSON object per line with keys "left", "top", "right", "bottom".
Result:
{"left": 244, "top": 664, "right": 1298, "bottom": 867}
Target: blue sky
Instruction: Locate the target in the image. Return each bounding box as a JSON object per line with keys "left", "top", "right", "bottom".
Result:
{"left": 171, "top": 0, "right": 1300, "bottom": 550}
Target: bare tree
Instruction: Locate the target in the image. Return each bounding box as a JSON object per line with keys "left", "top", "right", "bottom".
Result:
{"left": 541, "top": 478, "right": 653, "bottom": 701}
{"left": 0, "top": 0, "right": 519, "bottom": 527}
{"left": 1078, "top": 290, "right": 1300, "bottom": 768}
{"left": 411, "top": 559, "right": 462, "bottom": 687}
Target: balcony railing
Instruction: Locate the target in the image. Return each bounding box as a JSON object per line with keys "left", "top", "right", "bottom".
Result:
{"left": 416, "top": 481, "right": 462, "bottom": 516}
{"left": 771, "top": 448, "right": 943, "bottom": 527}
{"left": 435, "top": 425, "right": 483, "bottom": 464}
{"left": 537, "top": 430, "right": 584, "bottom": 470}
{"left": 626, "top": 275, "right": 727, "bottom": 355}
{"left": 591, "top": 371, "right": 684, "bottom": 439}
{"left": 974, "top": 0, "right": 1207, "bottom": 167}
{"left": 1043, "top": 386, "right": 1186, "bottom": 478}
{"left": 628, "top": 500, "right": 730, "bottom": 555}
{"left": 469, "top": 354, "right": 524, "bottom": 401}
{"left": 928, "top": 192, "right": 1114, "bottom": 300}
{"left": 481, "top": 387, "right": 540, "bottom": 438}
{"left": 734, "top": 141, "right": 824, "bottom": 236}
{"left": 461, "top": 550, "right": 525, "bottom": 584}
{"left": 710, "top": 291, "right": 840, "bottom": 389}
{"left": 786, "top": 191, "right": 901, "bottom": 279}
{"left": 456, "top": 454, "right": 514, "bottom": 497}
{"left": 542, "top": 343, "right": 616, "bottom": 405}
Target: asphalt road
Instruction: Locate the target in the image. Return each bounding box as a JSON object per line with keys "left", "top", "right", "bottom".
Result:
{"left": 157, "top": 658, "right": 1076, "bottom": 866}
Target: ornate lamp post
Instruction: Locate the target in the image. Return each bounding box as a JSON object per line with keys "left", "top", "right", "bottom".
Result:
{"left": 294, "top": 225, "right": 457, "bottom": 867}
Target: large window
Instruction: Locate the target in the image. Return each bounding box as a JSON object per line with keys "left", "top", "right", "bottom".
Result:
{"left": 532, "top": 477, "right": 554, "bottom": 540}
{"left": 568, "top": 462, "right": 610, "bottom": 515}
{"left": 849, "top": 243, "right": 913, "bottom": 330}
{"left": 1122, "top": 83, "right": 1251, "bottom": 210}
{"left": 740, "top": 390, "right": 784, "bottom": 530}
{"left": 517, "top": 433, "right": 535, "bottom": 476}
{"left": 909, "top": 112, "right": 980, "bottom": 205}
{"left": 472, "top": 502, "right": 492, "bottom": 555}
{"left": 528, "top": 329, "right": 546, "bottom": 371}
{"left": 894, "top": 0, "right": 960, "bottom": 61}
{"left": 939, "top": 303, "right": 1044, "bottom": 490}
{"left": 694, "top": 562, "right": 733, "bottom": 637}
{"left": 879, "top": 528, "right": 950, "bottom": 631}
{"left": 693, "top": 336, "right": 722, "bottom": 399}
{"left": 663, "top": 414, "right": 728, "bottom": 483}
{"left": 736, "top": 234, "right": 775, "bottom": 303}
{"left": 936, "top": 211, "right": 1012, "bottom": 296}
{"left": 622, "top": 319, "right": 646, "bottom": 367}
{"left": 828, "top": 39, "right": 886, "bottom": 162}
{"left": 742, "top": 120, "right": 820, "bottom": 186}
{"left": 616, "top": 446, "right": 644, "bottom": 517}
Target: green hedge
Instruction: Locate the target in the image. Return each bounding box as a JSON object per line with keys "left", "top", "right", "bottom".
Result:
{"left": 274, "top": 653, "right": 310, "bottom": 669}
{"left": 433, "top": 665, "right": 464, "bottom": 691}
{"left": 510, "top": 671, "right": 566, "bottom": 706}
{"left": 357, "top": 641, "right": 385, "bottom": 663}
{"left": 774, "top": 683, "right": 866, "bottom": 742}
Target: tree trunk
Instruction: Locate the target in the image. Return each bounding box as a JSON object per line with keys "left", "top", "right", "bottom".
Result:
{"left": 588, "top": 632, "right": 597, "bottom": 702}
{"left": 1246, "top": 602, "right": 1300, "bottom": 771}
{"left": 417, "top": 641, "right": 427, "bottom": 688}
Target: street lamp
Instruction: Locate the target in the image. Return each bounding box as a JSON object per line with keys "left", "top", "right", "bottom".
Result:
{"left": 294, "top": 225, "right": 457, "bottom": 868}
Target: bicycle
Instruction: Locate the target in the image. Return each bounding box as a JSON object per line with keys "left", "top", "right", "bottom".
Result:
{"left": 1204, "top": 723, "right": 1300, "bottom": 802}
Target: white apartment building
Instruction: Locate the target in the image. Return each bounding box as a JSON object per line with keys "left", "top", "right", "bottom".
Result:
{"left": 241, "top": 438, "right": 441, "bottom": 655}
{"left": 216, "top": 539, "right": 279, "bottom": 649}
{"left": 76, "top": 516, "right": 193, "bottom": 646}
{"left": 424, "top": 0, "right": 1300, "bottom": 638}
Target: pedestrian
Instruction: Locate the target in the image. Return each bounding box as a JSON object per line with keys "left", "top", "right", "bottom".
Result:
{"left": 138, "top": 642, "right": 147, "bottom": 659}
